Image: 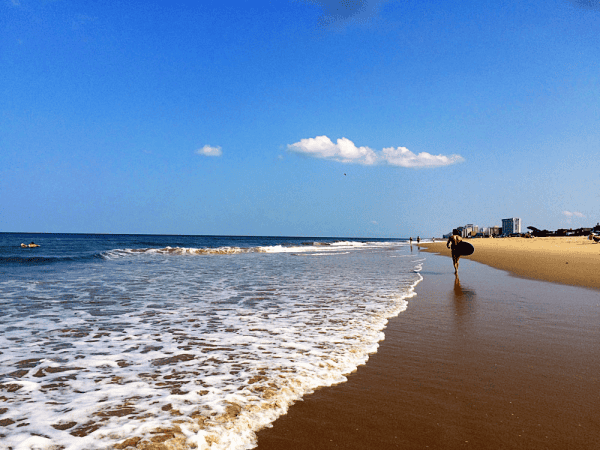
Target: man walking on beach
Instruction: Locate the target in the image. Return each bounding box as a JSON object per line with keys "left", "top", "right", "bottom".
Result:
{"left": 447, "top": 229, "right": 462, "bottom": 274}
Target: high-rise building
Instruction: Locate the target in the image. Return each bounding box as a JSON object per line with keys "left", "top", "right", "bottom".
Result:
{"left": 462, "top": 224, "right": 480, "bottom": 237}
{"left": 502, "top": 218, "right": 521, "bottom": 236}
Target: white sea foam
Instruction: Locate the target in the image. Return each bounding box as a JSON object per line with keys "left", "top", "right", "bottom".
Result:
{"left": 102, "top": 240, "right": 397, "bottom": 259}
{"left": 0, "top": 241, "right": 421, "bottom": 450}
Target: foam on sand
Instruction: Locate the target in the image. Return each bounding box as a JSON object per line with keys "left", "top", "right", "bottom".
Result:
{"left": 0, "top": 241, "right": 421, "bottom": 449}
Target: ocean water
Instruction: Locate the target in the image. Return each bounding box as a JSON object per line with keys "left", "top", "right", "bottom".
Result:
{"left": 0, "top": 233, "right": 424, "bottom": 450}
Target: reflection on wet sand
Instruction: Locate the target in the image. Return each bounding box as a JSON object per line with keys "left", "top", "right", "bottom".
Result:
{"left": 452, "top": 275, "right": 477, "bottom": 325}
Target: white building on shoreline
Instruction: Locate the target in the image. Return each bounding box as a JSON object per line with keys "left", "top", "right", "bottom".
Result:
{"left": 502, "top": 217, "right": 521, "bottom": 236}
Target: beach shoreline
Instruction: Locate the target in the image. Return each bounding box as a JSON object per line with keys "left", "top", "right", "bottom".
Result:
{"left": 419, "top": 236, "right": 600, "bottom": 290}
{"left": 255, "top": 250, "right": 600, "bottom": 449}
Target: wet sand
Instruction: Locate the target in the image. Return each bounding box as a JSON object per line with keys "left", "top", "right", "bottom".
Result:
{"left": 255, "top": 252, "right": 600, "bottom": 449}
{"left": 419, "top": 236, "right": 600, "bottom": 290}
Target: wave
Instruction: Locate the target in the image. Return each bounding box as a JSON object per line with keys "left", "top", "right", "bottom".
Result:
{"left": 104, "top": 241, "right": 400, "bottom": 259}
{"left": 0, "top": 238, "right": 420, "bottom": 450}
{"left": 103, "top": 246, "right": 261, "bottom": 259}
{"left": 1, "top": 240, "right": 406, "bottom": 266}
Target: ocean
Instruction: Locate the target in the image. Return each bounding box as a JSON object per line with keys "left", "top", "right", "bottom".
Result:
{"left": 0, "top": 233, "right": 424, "bottom": 450}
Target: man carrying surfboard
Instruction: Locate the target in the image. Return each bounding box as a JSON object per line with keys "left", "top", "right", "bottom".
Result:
{"left": 447, "top": 229, "right": 463, "bottom": 274}
{"left": 446, "top": 229, "right": 475, "bottom": 273}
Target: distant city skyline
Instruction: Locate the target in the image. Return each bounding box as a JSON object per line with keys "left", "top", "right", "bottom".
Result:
{"left": 446, "top": 215, "right": 600, "bottom": 238}
{"left": 1, "top": 1, "right": 599, "bottom": 237}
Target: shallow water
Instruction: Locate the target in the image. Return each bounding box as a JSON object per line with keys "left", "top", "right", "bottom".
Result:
{"left": 0, "top": 234, "right": 423, "bottom": 450}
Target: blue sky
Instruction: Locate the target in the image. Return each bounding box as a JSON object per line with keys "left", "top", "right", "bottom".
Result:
{"left": 1, "top": 0, "right": 599, "bottom": 237}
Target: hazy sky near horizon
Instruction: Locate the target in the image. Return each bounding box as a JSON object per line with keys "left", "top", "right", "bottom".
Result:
{"left": 2, "top": 0, "right": 599, "bottom": 237}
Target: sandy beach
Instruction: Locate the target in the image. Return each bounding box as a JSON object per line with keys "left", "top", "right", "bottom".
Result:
{"left": 255, "top": 247, "right": 600, "bottom": 449}
{"left": 419, "top": 236, "right": 600, "bottom": 290}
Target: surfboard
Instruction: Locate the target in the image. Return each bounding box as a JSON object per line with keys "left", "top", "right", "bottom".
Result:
{"left": 455, "top": 241, "right": 474, "bottom": 256}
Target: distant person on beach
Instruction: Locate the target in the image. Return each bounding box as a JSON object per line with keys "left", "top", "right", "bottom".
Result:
{"left": 409, "top": 237, "right": 413, "bottom": 244}
{"left": 446, "top": 229, "right": 463, "bottom": 274}
{"left": 417, "top": 236, "right": 420, "bottom": 244}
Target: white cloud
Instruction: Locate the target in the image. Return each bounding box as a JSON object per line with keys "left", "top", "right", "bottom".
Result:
{"left": 288, "top": 136, "right": 378, "bottom": 165}
{"left": 287, "top": 135, "right": 464, "bottom": 168}
{"left": 196, "top": 145, "right": 222, "bottom": 157}
{"left": 563, "top": 211, "right": 585, "bottom": 218}
{"left": 381, "top": 146, "right": 464, "bottom": 168}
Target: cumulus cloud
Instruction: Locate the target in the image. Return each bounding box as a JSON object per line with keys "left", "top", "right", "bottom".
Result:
{"left": 380, "top": 146, "right": 464, "bottom": 168}
{"left": 563, "top": 211, "right": 585, "bottom": 218}
{"left": 288, "top": 136, "right": 378, "bottom": 165}
{"left": 287, "top": 136, "right": 464, "bottom": 168}
{"left": 195, "top": 145, "right": 222, "bottom": 157}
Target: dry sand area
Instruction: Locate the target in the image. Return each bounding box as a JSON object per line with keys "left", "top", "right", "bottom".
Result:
{"left": 420, "top": 236, "right": 600, "bottom": 290}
